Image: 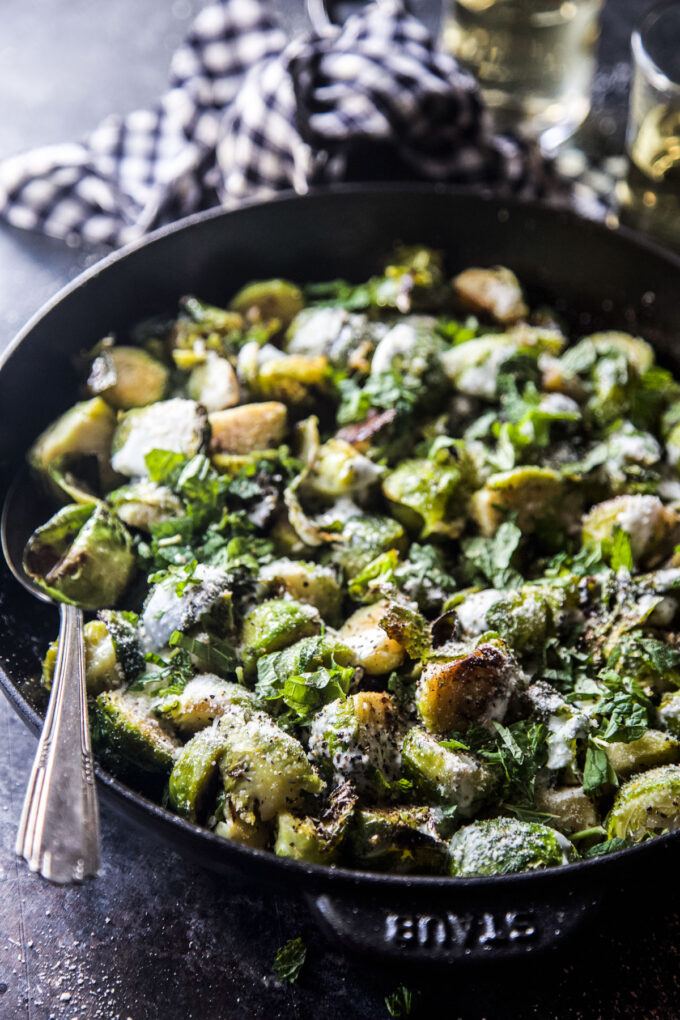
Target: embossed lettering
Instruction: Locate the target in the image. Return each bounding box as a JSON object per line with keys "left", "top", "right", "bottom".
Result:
{"left": 385, "top": 914, "right": 415, "bottom": 945}
{"left": 477, "top": 911, "right": 506, "bottom": 947}
{"left": 446, "top": 913, "right": 474, "bottom": 947}
{"left": 507, "top": 911, "right": 537, "bottom": 942}
{"left": 417, "top": 915, "right": 448, "bottom": 947}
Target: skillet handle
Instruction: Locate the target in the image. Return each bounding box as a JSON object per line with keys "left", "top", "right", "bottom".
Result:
{"left": 305, "top": 889, "right": 600, "bottom": 963}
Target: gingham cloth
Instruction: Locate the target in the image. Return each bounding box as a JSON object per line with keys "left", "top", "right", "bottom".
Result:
{"left": 0, "top": 0, "right": 563, "bottom": 249}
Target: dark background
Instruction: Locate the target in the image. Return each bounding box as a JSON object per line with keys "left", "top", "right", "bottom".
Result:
{"left": 1, "top": 2, "right": 678, "bottom": 1018}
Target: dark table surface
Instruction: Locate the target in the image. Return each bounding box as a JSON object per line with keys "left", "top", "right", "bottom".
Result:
{"left": 2, "top": 2, "right": 680, "bottom": 1018}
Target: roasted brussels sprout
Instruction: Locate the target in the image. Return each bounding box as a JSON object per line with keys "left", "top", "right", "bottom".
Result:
{"left": 92, "top": 689, "right": 180, "bottom": 787}
{"left": 156, "top": 674, "right": 256, "bottom": 734}
{"left": 28, "top": 396, "right": 120, "bottom": 500}
{"left": 302, "top": 438, "right": 384, "bottom": 500}
{"left": 402, "top": 729, "right": 496, "bottom": 815}
{"left": 415, "top": 641, "right": 519, "bottom": 735}
{"left": 274, "top": 783, "right": 357, "bottom": 864}
{"left": 582, "top": 495, "right": 680, "bottom": 568}
{"left": 111, "top": 398, "right": 209, "bottom": 477}
{"left": 229, "top": 278, "right": 304, "bottom": 327}
{"left": 338, "top": 600, "right": 406, "bottom": 676}
{"left": 42, "top": 618, "right": 125, "bottom": 695}
{"left": 107, "top": 480, "right": 184, "bottom": 532}
{"left": 453, "top": 266, "right": 528, "bottom": 325}
{"left": 23, "top": 502, "right": 135, "bottom": 610}
{"left": 449, "top": 817, "right": 577, "bottom": 877}
{"left": 87, "top": 343, "right": 169, "bottom": 410}
{"left": 308, "top": 692, "right": 402, "bottom": 798}
{"left": 471, "top": 467, "right": 569, "bottom": 538}
{"left": 606, "top": 764, "right": 680, "bottom": 840}
{"left": 327, "top": 514, "right": 408, "bottom": 579}
{"left": 240, "top": 598, "right": 322, "bottom": 676}
{"left": 208, "top": 401, "right": 287, "bottom": 455}
{"left": 534, "top": 784, "right": 600, "bottom": 835}
{"left": 348, "top": 806, "right": 449, "bottom": 874}
{"left": 382, "top": 444, "right": 476, "bottom": 539}
{"left": 218, "top": 707, "right": 324, "bottom": 821}
{"left": 186, "top": 353, "right": 240, "bottom": 412}
{"left": 167, "top": 721, "right": 231, "bottom": 822}
{"left": 259, "top": 559, "right": 342, "bottom": 621}
{"left": 603, "top": 729, "right": 680, "bottom": 778}
{"left": 141, "top": 565, "right": 234, "bottom": 651}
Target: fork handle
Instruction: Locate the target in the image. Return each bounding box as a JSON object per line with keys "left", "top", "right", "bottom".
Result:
{"left": 16, "top": 602, "right": 100, "bottom": 883}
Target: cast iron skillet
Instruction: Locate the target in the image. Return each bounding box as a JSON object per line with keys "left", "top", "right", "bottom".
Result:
{"left": 2, "top": 185, "right": 680, "bottom": 965}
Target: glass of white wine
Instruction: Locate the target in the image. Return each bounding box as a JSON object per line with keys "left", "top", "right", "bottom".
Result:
{"left": 617, "top": 2, "right": 680, "bottom": 252}
{"left": 442, "top": 0, "right": 603, "bottom": 152}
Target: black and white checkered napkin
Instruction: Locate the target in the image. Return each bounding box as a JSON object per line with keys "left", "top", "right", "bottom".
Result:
{"left": 0, "top": 0, "right": 563, "bottom": 249}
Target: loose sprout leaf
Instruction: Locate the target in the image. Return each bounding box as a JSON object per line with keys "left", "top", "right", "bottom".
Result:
{"left": 378, "top": 593, "right": 432, "bottom": 660}
{"left": 273, "top": 937, "right": 307, "bottom": 984}
{"left": 385, "top": 985, "right": 419, "bottom": 1017}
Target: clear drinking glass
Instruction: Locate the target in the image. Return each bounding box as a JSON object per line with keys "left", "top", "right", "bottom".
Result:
{"left": 442, "top": 0, "right": 604, "bottom": 152}
{"left": 617, "top": 2, "right": 680, "bottom": 252}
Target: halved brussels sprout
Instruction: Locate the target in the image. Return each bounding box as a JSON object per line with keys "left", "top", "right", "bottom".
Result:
{"left": 327, "top": 514, "right": 408, "bottom": 580}
{"left": 93, "top": 688, "right": 180, "bottom": 786}
{"left": 23, "top": 502, "right": 135, "bottom": 610}
{"left": 449, "top": 817, "right": 577, "bottom": 876}
{"left": 484, "top": 585, "right": 568, "bottom": 655}
{"left": 218, "top": 707, "right": 324, "bottom": 822}
{"left": 87, "top": 344, "right": 169, "bottom": 410}
{"left": 658, "top": 691, "right": 680, "bottom": 736}
{"left": 348, "top": 806, "right": 449, "bottom": 874}
{"left": 302, "top": 438, "right": 384, "bottom": 500}
{"left": 168, "top": 721, "right": 230, "bottom": 822}
{"left": 208, "top": 401, "right": 287, "bottom": 455}
{"left": 402, "top": 729, "right": 497, "bottom": 816}
{"left": 286, "top": 306, "right": 380, "bottom": 365}
{"left": 240, "top": 598, "right": 322, "bottom": 676}
{"left": 259, "top": 559, "right": 342, "bottom": 621}
{"left": 229, "top": 279, "right": 304, "bottom": 327}
{"left": 107, "top": 480, "right": 184, "bottom": 532}
{"left": 250, "top": 354, "right": 328, "bottom": 406}
{"left": 452, "top": 266, "right": 528, "bottom": 325}
{"left": 415, "top": 641, "right": 519, "bottom": 735}
{"left": 42, "top": 618, "right": 125, "bottom": 695}
{"left": 338, "top": 600, "right": 406, "bottom": 676}
{"left": 140, "top": 565, "right": 233, "bottom": 652}
{"left": 156, "top": 674, "right": 256, "bottom": 734}
{"left": 471, "top": 467, "right": 568, "bottom": 538}
{"left": 186, "top": 353, "right": 240, "bottom": 412}
{"left": 382, "top": 445, "right": 476, "bottom": 539}
{"left": 582, "top": 495, "right": 680, "bottom": 569}
{"left": 606, "top": 763, "right": 680, "bottom": 841}
{"left": 274, "top": 784, "right": 357, "bottom": 864}
{"left": 571, "top": 331, "right": 655, "bottom": 376}
{"left": 534, "top": 784, "right": 600, "bottom": 835}
{"left": 308, "top": 691, "right": 402, "bottom": 798}
{"left": 28, "top": 396, "right": 120, "bottom": 500}
{"left": 603, "top": 729, "right": 680, "bottom": 779}
{"left": 111, "top": 398, "right": 209, "bottom": 477}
